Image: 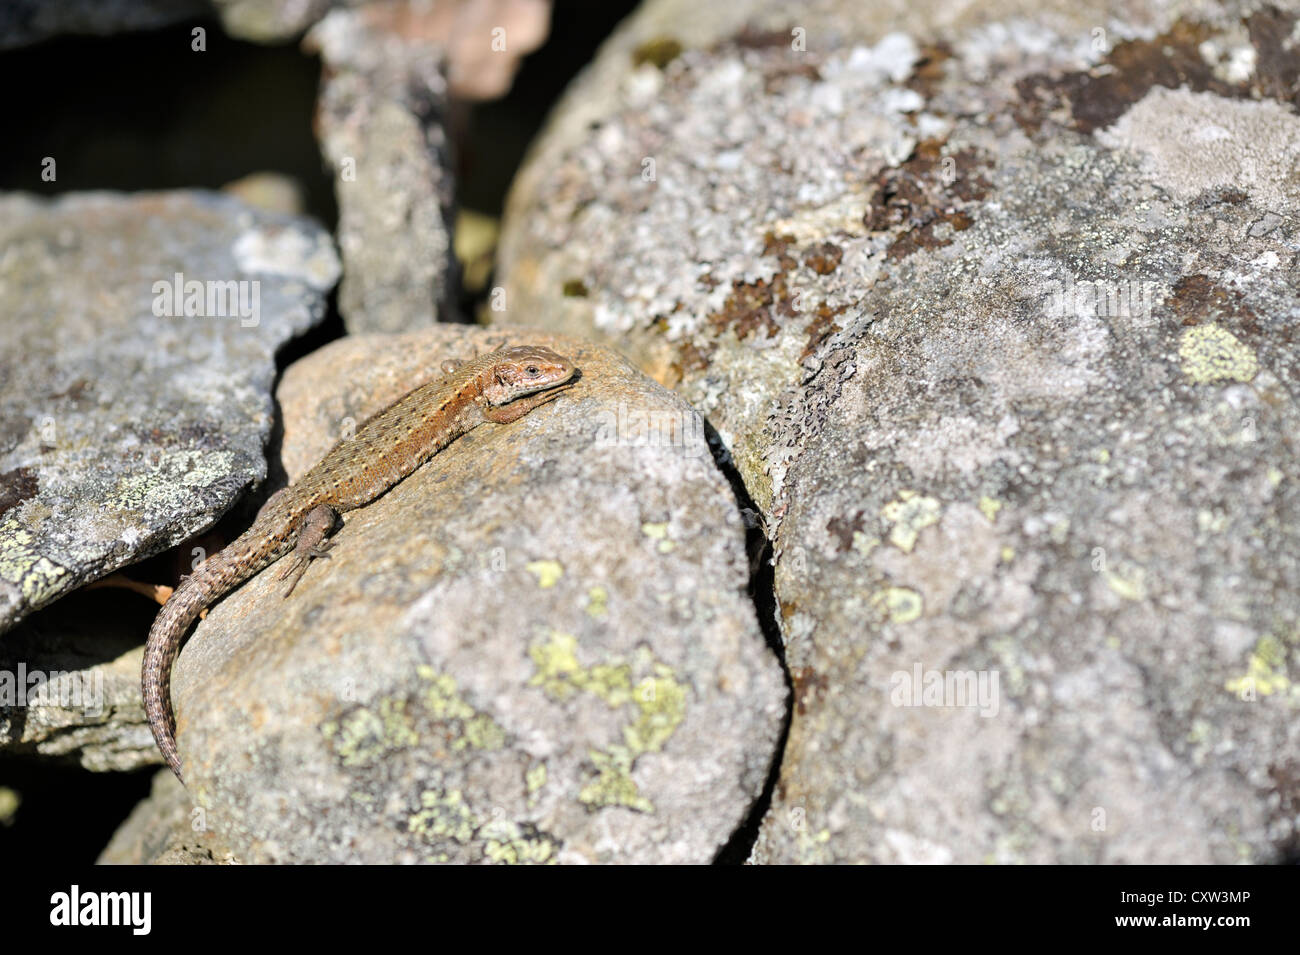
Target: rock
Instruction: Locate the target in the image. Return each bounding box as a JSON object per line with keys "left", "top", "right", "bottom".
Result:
{"left": 98, "top": 769, "right": 236, "bottom": 864}
{"left": 221, "top": 172, "right": 306, "bottom": 216}
{"left": 0, "top": 589, "right": 157, "bottom": 771}
{"left": 0, "top": 0, "right": 207, "bottom": 50}
{"left": 494, "top": 0, "right": 1300, "bottom": 862}
{"left": 300, "top": 1, "right": 554, "bottom": 332}
{"left": 0, "top": 191, "right": 339, "bottom": 633}
{"left": 305, "top": 7, "right": 458, "bottom": 333}
{"left": 219, "top": 0, "right": 550, "bottom": 96}
{"left": 168, "top": 326, "right": 784, "bottom": 863}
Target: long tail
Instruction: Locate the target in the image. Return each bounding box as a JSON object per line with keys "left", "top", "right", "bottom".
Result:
{"left": 142, "top": 572, "right": 211, "bottom": 783}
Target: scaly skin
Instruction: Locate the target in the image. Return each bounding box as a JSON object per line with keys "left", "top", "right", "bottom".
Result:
{"left": 142, "top": 345, "right": 578, "bottom": 782}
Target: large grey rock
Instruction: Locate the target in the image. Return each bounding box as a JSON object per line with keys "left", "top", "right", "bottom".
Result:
{"left": 0, "top": 191, "right": 339, "bottom": 632}
{"left": 495, "top": 0, "right": 1300, "bottom": 862}
{"left": 158, "top": 326, "right": 783, "bottom": 863}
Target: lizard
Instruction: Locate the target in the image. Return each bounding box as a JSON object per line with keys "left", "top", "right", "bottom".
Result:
{"left": 142, "top": 344, "right": 579, "bottom": 783}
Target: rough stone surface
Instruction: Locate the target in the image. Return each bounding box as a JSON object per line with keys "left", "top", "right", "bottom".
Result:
{"left": 98, "top": 769, "right": 235, "bottom": 864}
{"left": 495, "top": 0, "right": 1300, "bottom": 862}
{"left": 0, "top": 589, "right": 156, "bottom": 771}
{"left": 164, "top": 326, "right": 783, "bottom": 864}
{"left": 306, "top": 7, "right": 458, "bottom": 333}
{"left": 0, "top": 191, "right": 339, "bottom": 633}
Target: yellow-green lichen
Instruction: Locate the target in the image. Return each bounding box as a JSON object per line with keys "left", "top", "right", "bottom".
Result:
{"left": 1225, "top": 635, "right": 1292, "bottom": 698}
{"left": 526, "top": 763, "right": 547, "bottom": 794}
{"left": 406, "top": 789, "right": 560, "bottom": 862}
{"left": 484, "top": 831, "right": 557, "bottom": 865}
{"left": 624, "top": 667, "right": 688, "bottom": 753}
{"left": 527, "top": 631, "right": 585, "bottom": 701}
{"left": 0, "top": 521, "right": 68, "bottom": 602}
{"left": 321, "top": 697, "right": 417, "bottom": 767}
{"left": 462, "top": 713, "right": 506, "bottom": 751}
{"left": 641, "top": 521, "right": 676, "bottom": 553}
{"left": 1178, "top": 325, "right": 1258, "bottom": 384}
{"left": 586, "top": 586, "right": 608, "bottom": 617}
{"left": 527, "top": 633, "right": 687, "bottom": 813}
{"left": 579, "top": 746, "right": 653, "bottom": 812}
{"left": 417, "top": 667, "right": 505, "bottom": 752}
{"left": 871, "top": 586, "right": 923, "bottom": 624}
{"left": 881, "top": 491, "right": 941, "bottom": 553}
{"left": 526, "top": 559, "right": 563, "bottom": 588}
{"left": 852, "top": 532, "right": 879, "bottom": 556}
{"left": 322, "top": 667, "right": 505, "bottom": 766}
{"left": 407, "top": 788, "right": 477, "bottom": 844}
{"left": 978, "top": 497, "right": 1002, "bottom": 523}
{"left": 1105, "top": 562, "right": 1147, "bottom": 601}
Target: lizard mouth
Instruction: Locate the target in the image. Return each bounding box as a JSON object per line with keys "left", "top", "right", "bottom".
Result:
{"left": 512, "top": 367, "right": 581, "bottom": 400}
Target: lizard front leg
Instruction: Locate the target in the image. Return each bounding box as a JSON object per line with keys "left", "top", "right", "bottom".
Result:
{"left": 278, "top": 504, "right": 339, "bottom": 597}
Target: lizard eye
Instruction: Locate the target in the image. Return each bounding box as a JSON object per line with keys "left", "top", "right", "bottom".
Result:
{"left": 525, "top": 365, "right": 540, "bottom": 377}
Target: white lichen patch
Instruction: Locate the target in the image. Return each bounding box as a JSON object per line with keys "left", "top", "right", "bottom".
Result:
{"left": 232, "top": 226, "right": 342, "bottom": 290}
{"left": 1098, "top": 87, "right": 1300, "bottom": 208}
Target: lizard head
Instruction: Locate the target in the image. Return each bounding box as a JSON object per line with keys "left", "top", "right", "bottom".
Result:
{"left": 481, "top": 345, "right": 579, "bottom": 406}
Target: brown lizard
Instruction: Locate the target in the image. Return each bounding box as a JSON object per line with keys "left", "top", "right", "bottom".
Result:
{"left": 142, "top": 344, "right": 578, "bottom": 782}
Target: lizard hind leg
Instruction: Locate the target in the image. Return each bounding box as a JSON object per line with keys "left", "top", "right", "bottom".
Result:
{"left": 278, "top": 504, "right": 339, "bottom": 597}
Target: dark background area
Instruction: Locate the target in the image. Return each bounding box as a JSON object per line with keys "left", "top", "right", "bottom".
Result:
{"left": 0, "top": 0, "right": 637, "bottom": 864}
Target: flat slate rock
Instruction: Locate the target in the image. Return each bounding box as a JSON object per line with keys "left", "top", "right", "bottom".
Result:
{"left": 0, "top": 190, "right": 339, "bottom": 633}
